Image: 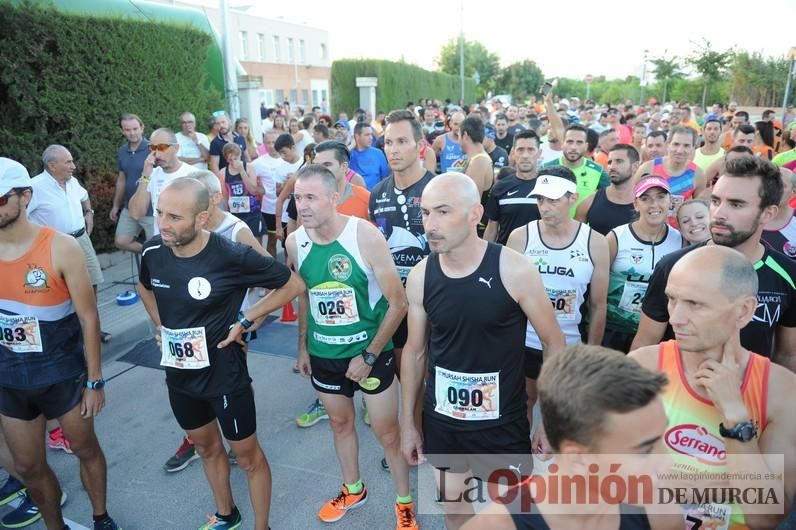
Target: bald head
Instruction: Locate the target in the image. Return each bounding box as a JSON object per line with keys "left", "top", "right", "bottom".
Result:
{"left": 151, "top": 127, "right": 178, "bottom": 144}
{"left": 163, "top": 177, "right": 210, "bottom": 215}
{"left": 186, "top": 170, "right": 222, "bottom": 194}
{"left": 423, "top": 172, "right": 480, "bottom": 208}
{"left": 672, "top": 246, "right": 758, "bottom": 302}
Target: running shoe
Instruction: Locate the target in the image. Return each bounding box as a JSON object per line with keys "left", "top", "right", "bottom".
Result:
{"left": 93, "top": 515, "right": 122, "bottom": 530}
{"left": 295, "top": 399, "right": 328, "bottom": 428}
{"left": 47, "top": 427, "right": 72, "bottom": 454}
{"left": 318, "top": 484, "right": 368, "bottom": 523}
{"left": 0, "top": 476, "right": 24, "bottom": 506}
{"left": 1, "top": 491, "right": 66, "bottom": 528}
{"left": 227, "top": 447, "right": 237, "bottom": 466}
{"left": 164, "top": 437, "right": 200, "bottom": 473}
{"left": 395, "top": 501, "right": 419, "bottom": 529}
{"left": 198, "top": 507, "right": 242, "bottom": 530}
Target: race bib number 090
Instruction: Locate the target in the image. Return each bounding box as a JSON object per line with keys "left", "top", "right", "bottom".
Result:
{"left": 434, "top": 367, "right": 499, "bottom": 421}
{"left": 160, "top": 326, "right": 210, "bottom": 370}
{"left": 0, "top": 314, "right": 43, "bottom": 353}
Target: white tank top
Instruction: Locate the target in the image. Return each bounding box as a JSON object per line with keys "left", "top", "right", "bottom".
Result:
{"left": 523, "top": 221, "right": 594, "bottom": 349}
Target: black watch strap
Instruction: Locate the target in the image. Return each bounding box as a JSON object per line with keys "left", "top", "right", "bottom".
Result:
{"left": 361, "top": 350, "right": 378, "bottom": 366}
{"left": 237, "top": 311, "right": 253, "bottom": 330}
{"left": 719, "top": 421, "right": 757, "bottom": 441}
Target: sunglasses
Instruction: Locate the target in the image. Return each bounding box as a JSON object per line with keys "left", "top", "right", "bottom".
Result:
{"left": 149, "top": 143, "right": 175, "bottom": 152}
{"left": 0, "top": 190, "right": 19, "bottom": 207}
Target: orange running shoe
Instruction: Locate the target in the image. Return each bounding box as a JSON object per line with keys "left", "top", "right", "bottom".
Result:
{"left": 396, "top": 501, "right": 419, "bottom": 529}
{"left": 318, "top": 484, "right": 368, "bottom": 523}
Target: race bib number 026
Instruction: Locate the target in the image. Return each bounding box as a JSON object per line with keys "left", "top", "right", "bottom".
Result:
{"left": 434, "top": 367, "right": 499, "bottom": 421}
{"left": 309, "top": 282, "right": 360, "bottom": 326}
{"left": 0, "top": 314, "right": 43, "bottom": 353}
{"left": 160, "top": 326, "right": 210, "bottom": 370}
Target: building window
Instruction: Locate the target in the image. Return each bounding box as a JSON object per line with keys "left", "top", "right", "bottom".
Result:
{"left": 239, "top": 31, "right": 248, "bottom": 60}
{"left": 320, "top": 43, "right": 327, "bottom": 60}
{"left": 275, "top": 89, "right": 284, "bottom": 103}
{"left": 312, "top": 90, "right": 319, "bottom": 106}
{"left": 290, "top": 89, "right": 298, "bottom": 104}
{"left": 257, "top": 33, "right": 266, "bottom": 61}
{"left": 301, "top": 89, "right": 309, "bottom": 106}
{"left": 321, "top": 89, "right": 328, "bottom": 103}
{"left": 299, "top": 39, "right": 306, "bottom": 64}
{"left": 287, "top": 38, "right": 294, "bottom": 63}
{"left": 272, "top": 36, "right": 280, "bottom": 63}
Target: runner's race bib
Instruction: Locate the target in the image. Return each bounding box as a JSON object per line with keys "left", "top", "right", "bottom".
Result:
{"left": 0, "top": 314, "right": 43, "bottom": 353}
{"left": 681, "top": 503, "right": 731, "bottom": 530}
{"left": 309, "top": 282, "right": 360, "bottom": 326}
{"left": 228, "top": 196, "right": 251, "bottom": 214}
{"left": 160, "top": 326, "right": 210, "bottom": 369}
{"left": 619, "top": 280, "right": 647, "bottom": 313}
{"left": 434, "top": 367, "right": 499, "bottom": 421}
{"left": 546, "top": 287, "right": 577, "bottom": 320}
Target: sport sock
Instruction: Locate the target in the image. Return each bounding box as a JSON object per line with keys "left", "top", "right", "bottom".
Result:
{"left": 345, "top": 480, "right": 363, "bottom": 494}
{"left": 396, "top": 494, "right": 412, "bottom": 504}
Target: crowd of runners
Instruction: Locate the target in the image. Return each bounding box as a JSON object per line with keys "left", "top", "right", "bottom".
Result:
{"left": 1, "top": 81, "right": 796, "bottom": 530}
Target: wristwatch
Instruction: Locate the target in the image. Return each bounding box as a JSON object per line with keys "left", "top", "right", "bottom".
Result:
{"left": 719, "top": 421, "right": 757, "bottom": 441}
{"left": 361, "top": 350, "right": 378, "bottom": 366}
{"left": 83, "top": 209, "right": 94, "bottom": 215}
{"left": 86, "top": 378, "right": 105, "bottom": 390}
{"left": 237, "top": 311, "right": 253, "bottom": 330}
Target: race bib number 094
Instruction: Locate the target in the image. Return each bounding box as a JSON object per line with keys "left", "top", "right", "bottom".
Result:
{"left": 160, "top": 326, "right": 210, "bottom": 370}
{"left": 0, "top": 314, "right": 43, "bottom": 353}
{"left": 434, "top": 367, "right": 499, "bottom": 421}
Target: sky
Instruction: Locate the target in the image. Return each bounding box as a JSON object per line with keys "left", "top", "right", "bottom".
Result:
{"left": 179, "top": 0, "right": 795, "bottom": 81}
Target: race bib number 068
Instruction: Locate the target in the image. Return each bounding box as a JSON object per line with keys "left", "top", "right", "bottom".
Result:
{"left": 160, "top": 326, "right": 210, "bottom": 370}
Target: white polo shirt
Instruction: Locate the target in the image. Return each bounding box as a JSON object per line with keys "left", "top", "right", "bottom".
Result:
{"left": 254, "top": 153, "right": 286, "bottom": 215}
{"left": 28, "top": 171, "right": 88, "bottom": 234}
{"left": 147, "top": 162, "right": 196, "bottom": 235}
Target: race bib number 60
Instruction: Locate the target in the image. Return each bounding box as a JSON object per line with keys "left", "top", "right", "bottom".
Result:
{"left": 160, "top": 326, "right": 210, "bottom": 370}
{"left": 434, "top": 367, "right": 499, "bottom": 421}
{"left": 0, "top": 314, "right": 43, "bottom": 353}
{"left": 546, "top": 287, "right": 577, "bottom": 321}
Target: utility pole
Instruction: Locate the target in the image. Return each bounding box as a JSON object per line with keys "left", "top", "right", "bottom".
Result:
{"left": 219, "top": 0, "right": 239, "bottom": 119}
{"left": 783, "top": 47, "right": 796, "bottom": 124}
{"left": 640, "top": 49, "right": 648, "bottom": 105}
{"left": 459, "top": 1, "right": 465, "bottom": 105}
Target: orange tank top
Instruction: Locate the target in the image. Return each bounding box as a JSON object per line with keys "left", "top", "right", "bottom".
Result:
{"left": 0, "top": 227, "right": 73, "bottom": 320}
{"left": 658, "top": 340, "right": 769, "bottom": 529}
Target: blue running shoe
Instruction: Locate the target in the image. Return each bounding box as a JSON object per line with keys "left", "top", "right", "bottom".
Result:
{"left": 198, "top": 507, "right": 242, "bottom": 530}
{"left": 0, "top": 477, "right": 24, "bottom": 506}
{"left": 1, "top": 491, "right": 66, "bottom": 529}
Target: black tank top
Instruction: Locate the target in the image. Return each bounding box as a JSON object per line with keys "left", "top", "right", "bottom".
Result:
{"left": 423, "top": 242, "right": 527, "bottom": 431}
{"left": 511, "top": 503, "right": 651, "bottom": 530}
{"left": 586, "top": 188, "right": 636, "bottom": 236}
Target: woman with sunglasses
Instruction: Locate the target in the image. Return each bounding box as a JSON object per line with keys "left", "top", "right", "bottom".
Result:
{"left": 603, "top": 175, "right": 683, "bottom": 352}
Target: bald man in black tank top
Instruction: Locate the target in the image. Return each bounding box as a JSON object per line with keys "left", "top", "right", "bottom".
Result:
{"left": 399, "top": 172, "right": 565, "bottom": 529}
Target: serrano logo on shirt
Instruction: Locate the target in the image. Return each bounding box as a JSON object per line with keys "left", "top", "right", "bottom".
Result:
{"left": 665, "top": 424, "right": 726, "bottom": 466}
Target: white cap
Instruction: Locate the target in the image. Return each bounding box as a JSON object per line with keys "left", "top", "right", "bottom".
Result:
{"left": 0, "top": 158, "right": 31, "bottom": 196}
{"left": 531, "top": 175, "right": 577, "bottom": 200}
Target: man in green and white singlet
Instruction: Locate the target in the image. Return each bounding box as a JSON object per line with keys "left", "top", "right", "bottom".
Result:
{"left": 285, "top": 164, "right": 418, "bottom": 529}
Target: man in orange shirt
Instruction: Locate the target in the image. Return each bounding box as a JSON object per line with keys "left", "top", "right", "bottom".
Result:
{"left": 313, "top": 141, "right": 370, "bottom": 221}
{"left": 721, "top": 111, "right": 750, "bottom": 150}
{"left": 594, "top": 128, "right": 617, "bottom": 170}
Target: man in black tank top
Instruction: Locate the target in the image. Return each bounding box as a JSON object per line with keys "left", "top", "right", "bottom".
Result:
{"left": 463, "top": 345, "right": 682, "bottom": 530}
{"left": 575, "top": 144, "right": 638, "bottom": 235}
{"left": 399, "top": 172, "right": 565, "bottom": 529}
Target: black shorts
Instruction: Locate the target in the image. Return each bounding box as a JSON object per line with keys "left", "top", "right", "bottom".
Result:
{"left": 261, "top": 213, "right": 287, "bottom": 234}
{"left": 237, "top": 213, "right": 265, "bottom": 237}
{"left": 392, "top": 316, "right": 408, "bottom": 349}
{"left": 423, "top": 414, "right": 532, "bottom": 480}
{"left": 168, "top": 385, "right": 256, "bottom": 441}
{"left": 523, "top": 347, "right": 543, "bottom": 380}
{"left": 0, "top": 374, "right": 86, "bottom": 421}
{"left": 602, "top": 328, "right": 635, "bottom": 354}
{"left": 310, "top": 350, "right": 396, "bottom": 398}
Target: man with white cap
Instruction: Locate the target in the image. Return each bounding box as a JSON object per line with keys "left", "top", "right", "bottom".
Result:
{"left": 506, "top": 165, "right": 609, "bottom": 437}
{"left": 0, "top": 158, "right": 121, "bottom": 530}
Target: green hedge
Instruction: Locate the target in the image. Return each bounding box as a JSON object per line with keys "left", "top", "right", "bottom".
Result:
{"left": 0, "top": 0, "right": 223, "bottom": 251}
{"left": 331, "top": 59, "right": 475, "bottom": 117}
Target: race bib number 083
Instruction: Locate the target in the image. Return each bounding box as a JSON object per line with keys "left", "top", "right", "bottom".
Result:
{"left": 160, "top": 326, "right": 210, "bottom": 370}
{"left": 0, "top": 314, "right": 43, "bottom": 353}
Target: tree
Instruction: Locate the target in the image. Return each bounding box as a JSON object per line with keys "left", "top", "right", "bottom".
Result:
{"left": 496, "top": 60, "right": 544, "bottom": 101}
{"left": 649, "top": 53, "right": 683, "bottom": 103}
{"left": 688, "top": 39, "right": 733, "bottom": 108}
{"left": 437, "top": 38, "right": 500, "bottom": 99}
